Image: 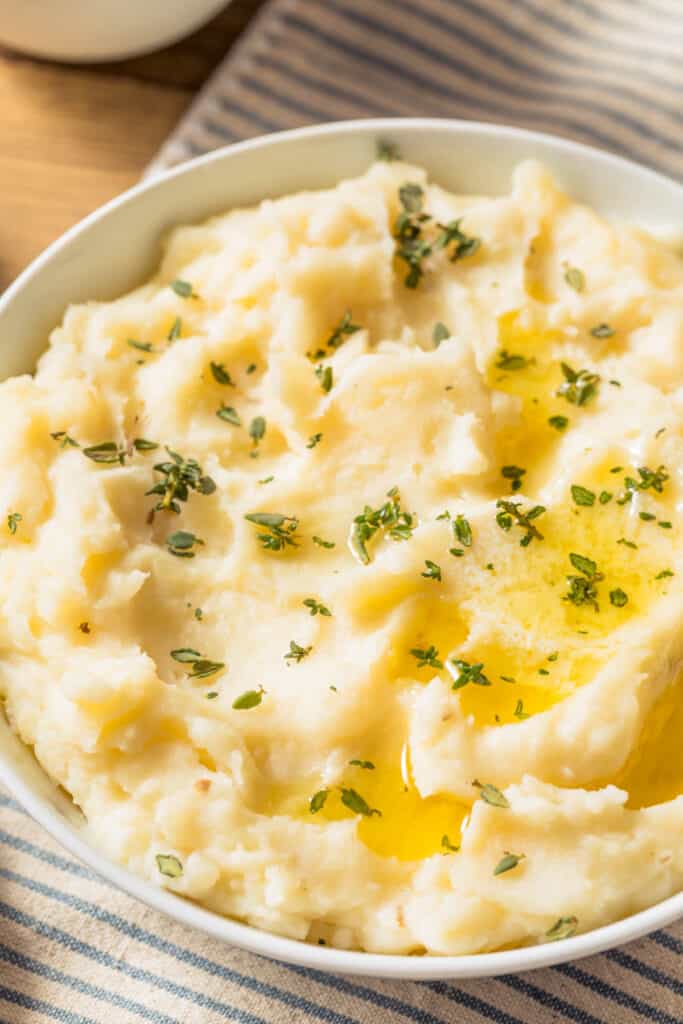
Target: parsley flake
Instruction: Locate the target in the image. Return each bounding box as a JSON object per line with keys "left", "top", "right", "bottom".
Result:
{"left": 303, "top": 598, "right": 331, "bottom": 617}
{"left": 496, "top": 350, "right": 532, "bottom": 371}
{"left": 309, "top": 789, "right": 329, "bottom": 813}
{"left": 315, "top": 364, "right": 333, "bottom": 393}
{"left": 494, "top": 851, "right": 525, "bottom": 876}
{"left": 548, "top": 414, "right": 569, "bottom": 431}
{"left": 496, "top": 499, "right": 545, "bottom": 546}
{"left": 340, "top": 788, "right": 381, "bottom": 817}
{"left": 349, "top": 759, "right": 375, "bottom": 770}
{"left": 557, "top": 363, "right": 600, "bottom": 406}
{"left": 450, "top": 659, "right": 491, "bottom": 690}
{"left": 325, "top": 311, "right": 360, "bottom": 351}
{"left": 513, "top": 699, "right": 530, "bottom": 720}
{"left": 7, "top": 512, "right": 22, "bottom": 535}
{"left": 216, "top": 404, "right": 241, "bottom": 426}
{"left": 210, "top": 362, "right": 233, "bottom": 386}
{"left": 127, "top": 339, "right": 154, "bottom": 353}
{"left": 571, "top": 484, "right": 596, "bottom": 507}
{"left": 410, "top": 645, "right": 443, "bottom": 670}
{"left": 564, "top": 553, "right": 604, "bottom": 611}
{"left": 245, "top": 512, "right": 299, "bottom": 551}
{"left": 609, "top": 588, "right": 628, "bottom": 607}
{"left": 501, "top": 465, "right": 526, "bottom": 493}
{"left": 350, "top": 487, "right": 415, "bottom": 564}
{"left": 421, "top": 559, "right": 442, "bottom": 582}
{"left": 147, "top": 448, "right": 216, "bottom": 514}
{"left": 546, "top": 916, "right": 578, "bottom": 941}
{"left": 312, "top": 535, "right": 335, "bottom": 549}
{"left": 284, "top": 640, "right": 312, "bottom": 663}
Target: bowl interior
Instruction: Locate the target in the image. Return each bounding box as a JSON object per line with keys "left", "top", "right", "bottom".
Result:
{"left": 1, "top": 118, "right": 682, "bottom": 979}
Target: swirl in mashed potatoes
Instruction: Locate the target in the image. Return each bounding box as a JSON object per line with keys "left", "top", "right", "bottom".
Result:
{"left": 1, "top": 157, "right": 683, "bottom": 954}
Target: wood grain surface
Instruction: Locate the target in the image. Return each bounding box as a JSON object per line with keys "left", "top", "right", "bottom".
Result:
{"left": 0, "top": 0, "right": 266, "bottom": 288}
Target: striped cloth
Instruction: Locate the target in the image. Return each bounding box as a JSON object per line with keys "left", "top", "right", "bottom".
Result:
{"left": 4, "top": 1, "right": 683, "bottom": 1021}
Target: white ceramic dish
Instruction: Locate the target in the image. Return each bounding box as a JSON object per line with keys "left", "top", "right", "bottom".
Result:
{"left": 0, "top": 0, "right": 229, "bottom": 63}
{"left": 0, "top": 119, "right": 681, "bottom": 980}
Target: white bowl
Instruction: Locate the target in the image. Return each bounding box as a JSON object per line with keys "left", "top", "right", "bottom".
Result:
{"left": 0, "top": 0, "right": 230, "bottom": 62}
{"left": 1, "top": 119, "right": 681, "bottom": 980}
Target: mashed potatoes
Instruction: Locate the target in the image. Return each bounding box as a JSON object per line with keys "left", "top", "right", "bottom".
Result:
{"left": 1, "top": 158, "right": 683, "bottom": 954}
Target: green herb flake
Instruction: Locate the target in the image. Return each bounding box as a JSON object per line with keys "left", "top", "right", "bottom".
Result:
{"left": 450, "top": 659, "right": 491, "bottom": 690}
{"left": 350, "top": 487, "right": 415, "bottom": 564}
{"left": 340, "top": 787, "right": 381, "bottom": 817}
{"left": 194, "top": 607, "right": 203, "bottom": 621}
{"left": 441, "top": 834, "right": 460, "bottom": 853}
{"left": 284, "top": 640, "right": 312, "bottom": 663}
{"left": 309, "top": 789, "right": 329, "bottom": 813}
{"left": 513, "top": 699, "right": 530, "bottom": 720}
{"left": 557, "top": 362, "right": 600, "bottom": 406}
{"left": 421, "top": 559, "right": 442, "bottom": 582}
{"left": 306, "top": 433, "right": 323, "bottom": 449}
{"left": 617, "top": 537, "right": 638, "bottom": 550}
{"left": 453, "top": 514, "right": 473, "bottom": 548}
{"left": 639, "top": 511, "right": 656, "bottom": 521}
{"left": 249, "top": 416, "right": 266, "bottom": 449}
{"left": 564, "top": 267, "right": 585, "bottom": 292}
{"left": 571, "top": 484, "right": 596, "bottom": 507}
{"left": 167, "top": 317, "right": 182, "bottom": 342}
{"left": 83, "top": 442, "right": 128, "bottom": 465}
{"left": 325, "top": 311, "right": 360, "bottom": 351}
{"left": 127, "top": 339, "right": 154, "bottom": 353}
{"left": 546, "top": 916, "right": 578, "bottom": 942}
{"left": 377, "top": 139, "right": 401, "bottom": 161}
{"left": 564, "top": 553, "right": 604, "bottom": 612}
{"left": 312, "top": 535, "right": 335, "bottom": 549}
{"left": 171, "top": 279, "right": 197, "bottom": 299}
{"left": 599, "top": 490, "right": 613, "bottom": 504}
{"left": 472, "top": 780, "right": 509, "bottom": 808}
{"left": 655, "top": 569, "right": 674, "bottom": 580}
{"left": 303, "top": 598, "right": 331, "bottom": 617}
{"left": 7, "top": 512, "right": 22, "bottom": 535}
{"left": 166, "top": 530, "right": 204, "bottom": 558}
{"left": 410, "top": 645, "right": 443, "bottom": 670}
{"left": 245, "top": 511, "right": 299, "bottom": 551}
{"left": 232, "top": 688, "right": 264, "bottom": 710}
{"left": 50, "top": 431, "right": 80, "bottom": 449}
{"left": 206, "top": 691, "right": 218, "bottom": 699}
{"left": 609, "top": 588, "right": 628, "bottom": 607}
{"left": 258, "top": 475, "right": 274, "bottom": 485}
{"left": 548, "top": 415, "right": 569, "bottom": 431}
{"left": 659, "top": 520, "right": 673, "bottom": 529}
{"left": 493, "top": 851, "right": 525, "bottom": 876}
{"left": 156, "top": 854, "right": 183, "bottom": 878}
{"left": 495, "top": 350, "right": 532, "bottom": 371}
{"left": 210, "top": 362, "right": 234, "bottom": 386}
{"left": 315, "top": 364, "right": 333, "bottom": 393}
{"left": 133, "top": 438, "right": 159, "bottom": 451}
{"left": 495, "top": 499, "right": 545, "bottom": 546}
{"left": 146, "top": 447, "right": 216, "bottom": 514}
{"left": 432, "top": 322, "right": 450, "bottom": 347}
{"left": 349, "top": 759, "right": 375, "bottom": 770}
{"left": 501, "top": 465, "right": 526, "bottom": 493}
{"left": 216, "top": 404, "right": 241, "bottom": 426}
{"left": 590, "top": 322, "right": 615, "bottom": 338}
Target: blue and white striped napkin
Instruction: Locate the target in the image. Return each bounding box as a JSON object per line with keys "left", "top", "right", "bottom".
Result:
{"left": 4, "top": 1, "right": 682, "bottom": 1021}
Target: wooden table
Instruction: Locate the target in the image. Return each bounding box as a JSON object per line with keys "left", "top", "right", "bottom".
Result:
{"left": 0, "top": 0, "right": 266, "bottom": 289}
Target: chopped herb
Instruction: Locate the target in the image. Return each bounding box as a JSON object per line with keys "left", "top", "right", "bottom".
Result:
{"left": 171, "top": 279, "right": 197, "bottom": 298}
{"left": 495, "top": 350, "right": 532, "bottom": 371}
{"left": 83, "top": 442, "right": 128, "bottom": 465}
{"left": 312, "top": 535, "right": 335, "bottom": 549}
{"left": 127, "top": 339, "right": 154, "bottom": 352}
{"left": 609, "top": 379, "right": 622, "bottom": 387}
{"left": 432, "top": 322, "right": 450, "bottom": 347}
{"left": 210, "top": 362, "right": 234, "bottom": 386}
{"left": 350, "top": 487, "right": 415, "bottom": 564}
{"left": 571, "top": 484, "right": 596, "bottom": 507}
{"left": 232, "top": 688, "right": 264, "bottom": 710}
{"left": 557, "top": 362, "right": 600, "bottom": 406}
{"left": 315, "top": 364, "right": 333, "bottom": 393}
{"left": 171, "top": 648, "right": 223, "bottom": 678}
{"left": 170, "top": 647, "right": 201, "bottom": 662}
{"left": 599, "top": 490, "right": 613, "bottom": 504}
{"left": 564, "top": 267, "right": 585, "bottom": 292}
{"left": 325, "top": 311, "right": 360, "bottom": 351}
{"left": 410, "top": 645, "right": 443, "bottom": 670}
{"left": 393, "top": 182, "right": 431, "bottom": 288}
{"left": 501, "top": 465, "right": 526, "bottom": 493}
{"left": 453, "top": 514, "right": 472, "bottom": 548}
{"left": 284, "top": 640, "right": 312, "bottom": 663}
{"left": 495, "top": 499, "right": 545, "bottom": 546}
{"left": 617, "top": 537, "right": 638, "bottom": 550}
{"left": 501, "top": 675, "right": 516, "bottom": 683}
{"left": 78, "top": 621, "right": 90, "bottom": 634}
{"left": 609, "top": 588, "right": 628, "bottom": 607}
{"left": 303, "top": 598, "right": 331, "bottom": 617}
{"left": 564, "top": 552, "right": 604, "bottom": 611}
{"left": 258, "top": 476, "right": 274, "bottom": 484}
{"left": 434, "top": 218, "right": 481, "bottom": 262}
{"left": 340, "top": 787, "right": 381, "bottom": 817}
{"left": 450, "top": 659, "right": 490, "bottom": 690}
{"left": 246, "top": 363, "right": 257, "bottom": 374}
{"left": 548, "top": 415, "right": 569, "bottom": 431}
{"left": 133, "top": 438, "right": 159, "bottom": 451}
{"left": 486, "top": 563, "right": 495, "bottom": 571}
{"left": 538, "top": 668, "right": 550, "bottom": 676}
{"left": 216, "top": 404, "right": 241, "bottom": 426}
{"left": 147, "top": 448, "right": 216, "bottom": 514}
{"left": 590, "top": 322, "right": 615, "bottom": 338}
{"left": 494, "top": 851, "right": 525, "bottom": 876}
{"left": 619, "top": 464, "right": 669, "bottom": 503}
{"left": 50, "top": 431, "right": 79, "bottom": 448}
{"left": 194, "top": 607, "right": 203, "bottom": 621}
{"left": 166, "top": 530, "right": 204, "bottom": 558}
{"left": 658, "top": 520, "right": 672, "bottom": 529}
{"left": 249, "top": 416, "right": 266, "bottom": 450}
{"left": 167, "top": 317, "right": 182, "bottom": 341}
{"left": 548, "top": 652, "right": 558, "bottom": 662}
{"left": 639, "top": 511, "right": 656, "bottom": 521}
{"left": 309, "top": 789, "right": 328, "bottom": 813}
{"left": 307, "top": 433, "right": 323, "bottom": 449}
{"left": 245, "top": 512, "right": 299, "bottom": 551}
{"left": 441, "top": 834, "right": 460, "bottom": 853}
{"left": 206, "top": 691, "right": 218, "bottom": 699}
{"left": 156, "top": 854, "right": 183, "bottom": 878}
{"left": 655, "top": 569, "right": 674, "bottom": 580}
{"left": 6, "top": 512, "right": 22, "bottom": 535}
{"left": 472, "top": 780, "right": 509, "bottom": 808}
{"left": 349, "top": 759, "right": 375, "bottom": 770}
{"left": 610, "top": 466, "right": 623, "bottom": 473}
{"left": 376, "top": 139, "right": 401, "bottom": 161}
{"left": 421, "top": 559, "right": 442, "bottom": 582}
{"left": 546, "top": 916, "right": 578, "bottom": 941}
{"left": 513, "top": 699, "right": 530, "bottom": 720}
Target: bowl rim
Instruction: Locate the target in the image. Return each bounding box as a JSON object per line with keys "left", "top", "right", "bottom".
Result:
{"left": 1, "top": 116, "right": 682, "bottom": 980}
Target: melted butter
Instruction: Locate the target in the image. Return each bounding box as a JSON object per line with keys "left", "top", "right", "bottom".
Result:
{"left": 81, "top": 551, "right": 121, "bottom": 593}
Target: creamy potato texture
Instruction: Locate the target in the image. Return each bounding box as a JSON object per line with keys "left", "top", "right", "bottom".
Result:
{"left": 1, "top": 159, "right": 683, "bottom": 954}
